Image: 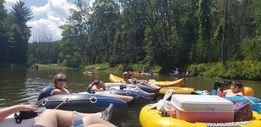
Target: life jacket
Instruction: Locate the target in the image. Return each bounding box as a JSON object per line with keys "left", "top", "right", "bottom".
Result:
{"left": 38, "top": 85, "right": 54, "bottom": 101}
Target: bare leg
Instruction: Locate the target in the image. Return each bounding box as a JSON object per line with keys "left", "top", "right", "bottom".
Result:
{"left": 34, "top": 109, "right": 115, "bottom": 127}
{"left": 134, "top": 87, "right": 155, "bottom": 96}
{"left": 83, "top": 116, "right": 116, "bottom": 127}
{"left": 97, "top": 92, "right": 133, "bottom": 103}
{"left": 139, "top": 82, "right": 160, "bottom": 90}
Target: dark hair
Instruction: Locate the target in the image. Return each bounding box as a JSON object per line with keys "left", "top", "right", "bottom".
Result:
{"left": 233, "top": 83, "right": 243, "bottom": 88}
{"left": 213, "top": 80, "right": 230, "bottom": 90}
{"left": 54, "top": 72, "right": 67, "bottom": 83}
{"left": 87, "top": 80, "right": 100, "bottom": 91}
{"left": 232, "top": 80, "right": 243, "bottom": 88}
{"left": 213, "top": 81, "right": 221, "bottom": 90}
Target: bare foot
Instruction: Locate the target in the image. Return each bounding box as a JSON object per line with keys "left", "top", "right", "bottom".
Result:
{"left": 101, "top": 103, "right": 114, "bottom": 121}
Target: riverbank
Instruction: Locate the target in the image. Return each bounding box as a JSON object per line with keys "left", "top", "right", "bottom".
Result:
{"left": 83, "top": 63, "right": 161, "bottom": 74}
{"left": 188, "top": 60, "right": 261, "bottom": 80}
{"left": 0, "top": 63, "right": 28, "bottom": 69}
{"left": 32, "top": 60, "right": 261, "bottom": 81}
{"left": 34, "top": 64, "right": 71, "bottom": 69}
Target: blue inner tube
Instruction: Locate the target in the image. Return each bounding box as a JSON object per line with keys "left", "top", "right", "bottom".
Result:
{"left": 136, "top": 83, "right": 158, "bottom": 93}
{"left": 36, "top": 93, "right": 129, "bottom": 113}
{"left": 117, "top": 90, "right": 151, "bottom": 101}
{"left": 106, "top": 88, "right": 151, "bottom": 100}
{"left": 80, "top": 90, "right": 152, "bottom": 103}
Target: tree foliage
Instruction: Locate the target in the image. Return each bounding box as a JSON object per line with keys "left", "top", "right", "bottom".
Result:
{"left": 1, "top": 0, "right": 259, "bottom": 73}
{"left": 0, "top": 1, "right": 32, "bottom": 63}
{"left": 28, "top": 42, "right": 60, "bottom": 65}
{"left": 57, "top": 0, "right": 260, "bottom": 71}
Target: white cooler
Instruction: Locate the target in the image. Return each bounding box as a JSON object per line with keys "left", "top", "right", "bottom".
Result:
{"left": 170, "top": 94, "right": 234, "bottom": 123}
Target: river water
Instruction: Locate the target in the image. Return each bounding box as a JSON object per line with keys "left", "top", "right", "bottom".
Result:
{"left": 0, "top": 68, "right": 260, "bottom": 127}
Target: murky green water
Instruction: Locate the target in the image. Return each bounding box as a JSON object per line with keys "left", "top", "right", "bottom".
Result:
{"left": 0, "top": 68, "right": 260, "bottom": 127}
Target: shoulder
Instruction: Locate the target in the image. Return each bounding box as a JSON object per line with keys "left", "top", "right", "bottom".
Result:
{"left": 91, "top": 85, "right": 98, "bottom": 89}
{"left": 51, "top": 89, "right": 63, "bottom": 95}
{"left": 237, "top": 92, "right": 243, "bottom": 96}
{"left": 64, "top": 88, "right": 70, "bottom": 93}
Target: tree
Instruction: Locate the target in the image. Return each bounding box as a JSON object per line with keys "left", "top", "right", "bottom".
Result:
{"left": 28, "top": 42, "right": 60, "bottom": 65}
{"left": 197, "top": 0, "right": 212, "bottom": 63}
{"left": 89, "top": 0, "right": 120, "bottom": 63}
{"left": 220, "top": 0, "right": 228, "bottom": 66}
{"left": 0, "top": 0, "right": 11, "bottom": 62}
{"left": 55, "top": 0, "right": 260, "bottom": 71}
{"left": 59, "top": 0, "right": 91, "bottom": 67}
{"left": 10, "top": 1, "right": 32, "bottom": 63}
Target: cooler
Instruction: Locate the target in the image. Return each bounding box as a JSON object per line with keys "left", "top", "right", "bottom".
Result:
{"left": 170, "top": 94, "right": 234, "bottom": 123}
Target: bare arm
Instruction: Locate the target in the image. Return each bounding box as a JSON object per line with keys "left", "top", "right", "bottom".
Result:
{"left": 51, "top": 89, "right": 62, "bottom": 95}
{"left": 91, "top": 85, "right": 99, "bottom": 91}
{"left": 0, "top": 104, "right": 37, "bottom": 121}
{"left": 51, "top": 89, "right": 70, "bottom": 95}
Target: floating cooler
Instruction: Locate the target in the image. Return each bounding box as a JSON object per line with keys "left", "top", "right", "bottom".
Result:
{"left": 170, "top": 94, "right": 234, "bottom": 123}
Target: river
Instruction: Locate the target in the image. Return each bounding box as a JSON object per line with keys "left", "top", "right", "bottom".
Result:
{"left": 0, "top": 68, "right": 260, "bottom": 127}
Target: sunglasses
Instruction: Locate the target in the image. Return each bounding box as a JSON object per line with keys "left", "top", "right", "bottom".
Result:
{"left": 57, "top": 79, "right": 67, "bottom": 82}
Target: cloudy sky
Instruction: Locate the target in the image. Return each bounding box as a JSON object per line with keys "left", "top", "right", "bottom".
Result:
{"left": 4, "top": 0, "right": 94, "bottom": 42}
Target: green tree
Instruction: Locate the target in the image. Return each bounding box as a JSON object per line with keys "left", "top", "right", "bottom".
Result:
{"left": 89, "top": 0, "right": 120, "bottom": 63}
{"left": 59, "top": 0, "right": 90, "bottom": 67}
{"left": 28, "top": 42, "right": 60, "bottom": 65}
{"left": 10, "top": 1, "right": 32, "bottom": 63}
{"left": 0, "top": 0, "right": 12, "bottom": 62}
{"left": 197, "top": 0, "right": 212, "bottom": 63}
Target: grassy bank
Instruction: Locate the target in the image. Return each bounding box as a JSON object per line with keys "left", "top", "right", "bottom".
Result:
{"left": 0, "top": 63, "right": 28, "bottom": 69}
{"left": 35, "top": 64, "right": 71, "bottom": 69}
{"left": 83, "top": 63, "right": 161, "bottom": 73}
{"left": 188, "top": 60, "right": 261, "bottom": 80}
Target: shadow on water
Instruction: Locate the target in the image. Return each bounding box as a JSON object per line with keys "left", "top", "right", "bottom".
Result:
{"left": 0, "top": 68, "right": 260, "bottom": 127}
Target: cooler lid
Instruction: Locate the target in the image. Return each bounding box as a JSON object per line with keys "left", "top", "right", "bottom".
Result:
{"left": 171, "top": 94, "right": 234, "bottom": 112}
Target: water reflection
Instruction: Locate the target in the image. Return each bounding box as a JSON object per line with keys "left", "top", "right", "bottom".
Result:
{"left": 0, "top": 68, "right": 27, "bottom": 106}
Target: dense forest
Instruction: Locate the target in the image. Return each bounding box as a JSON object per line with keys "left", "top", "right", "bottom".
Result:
{"left": 58, "top": 0, "right": 260, "bottom": 71}
{"left": 0, "top": 0, "right": 260, "bottom": 74}
{"left": 0, "top": 0, "right": 31, "bottom": 63}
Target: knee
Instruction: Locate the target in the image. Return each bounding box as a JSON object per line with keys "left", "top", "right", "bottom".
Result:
{"left": 40, "top": 109, "right": 58, "bottom": 117}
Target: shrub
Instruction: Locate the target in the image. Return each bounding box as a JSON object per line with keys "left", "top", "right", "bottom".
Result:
{"left": 188, "top": 61, "right": 261, "bottom": 80}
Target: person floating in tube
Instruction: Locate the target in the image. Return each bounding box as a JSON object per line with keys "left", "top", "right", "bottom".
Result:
{"left": 38, "top": 72, "right": 70, "bottom": 100}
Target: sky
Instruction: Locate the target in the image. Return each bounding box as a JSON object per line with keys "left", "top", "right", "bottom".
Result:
{"left": 4, "top": 0, "right": 95, "bottom": 42}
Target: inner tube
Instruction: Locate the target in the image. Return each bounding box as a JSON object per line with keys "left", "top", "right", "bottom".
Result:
{"left": 107, "top": 85, "right": 153, "bottom": 100}
{"left": 80, "top": 90, "right": 152, "bottom": 105}
{"left": 103, "top": 89, "right": 151, "bottom": 101}
{"left": 0, "top": 114, "right": 35, "bottom": 127}
{"left": 227, "top": 95, "right": 261, "bottom": 113}
{"left": 38, "top": 85, "right": 54, "bottom": 101}
{"left": 140, "top": 105, "right": 261, "bottom": 127}
{"left": 36, "top": 93, "right": 128, "bottom": 113}
{"left": 105, "top": 82, "right": 158, "bottom": 93}
{"left": 136, "top": 83, "right": 158, "bottom": 93}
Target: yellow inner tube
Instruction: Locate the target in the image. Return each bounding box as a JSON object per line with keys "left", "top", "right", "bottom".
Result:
{"left": 140, "top": 105, "right": 261, "bottom": 127}
{"left": 153, "top": 78, "right": 185, "bottom": 87}
{"left": 159, "top": 87, "right": 195, "bottom": 94}
{"left": 109, "top": 74, "right": 185, "bottom": 87}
